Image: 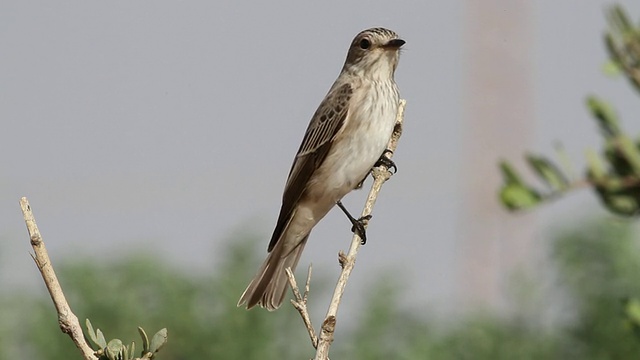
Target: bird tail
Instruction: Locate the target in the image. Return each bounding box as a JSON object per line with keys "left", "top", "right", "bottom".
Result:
{"left": 237, "top": 236, "right": 308, "bottom": 311}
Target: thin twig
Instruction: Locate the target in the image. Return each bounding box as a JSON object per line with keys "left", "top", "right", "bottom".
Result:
{"left": 20, "top": 197, "right": 96, "bottom": 360}
{"left": 314, "top": 99, "right": 406, "bottom": 360}
{"left": 286, "top": 265, "right": 318, "bottom": 348}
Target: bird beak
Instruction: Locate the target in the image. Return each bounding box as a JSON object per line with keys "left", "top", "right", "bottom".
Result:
{"left": 383, "top": 39, "right": 405, "bottom": 49}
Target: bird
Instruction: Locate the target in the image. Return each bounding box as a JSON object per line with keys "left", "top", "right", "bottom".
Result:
{"left": 238, "top": 27, "right": 404, "bottom": 310}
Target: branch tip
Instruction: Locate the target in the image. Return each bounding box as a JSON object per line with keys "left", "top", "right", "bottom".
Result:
{"left": 20, "top": 198, "right": 96, "bottom": 360}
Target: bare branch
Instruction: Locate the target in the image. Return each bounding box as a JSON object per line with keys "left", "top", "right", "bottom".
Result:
{"left": 286, "top": 266, "right": 318, "bottom": 348}
{"left": 314, "top": 99, "right": 407, "bottom": 359}
{"left": 20, "top": 197, "right": 96, "bottom": 360}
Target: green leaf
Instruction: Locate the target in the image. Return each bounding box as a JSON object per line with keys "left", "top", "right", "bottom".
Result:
{"left": 586, "top": 96, "right": 620, "bottom": 137}
{"left": 138, "top": 326, "right": 149, "bottom": 353}
{"left": 604, "top": 33, "right": 621, "bottom": 64}
{"left": 617, "top": 136, "right": 640, "bottom": 175}
{"left": 85, "top": 318, "right": 107, "bottom": 349}
{"left": 525, "top": 154, "right": 570, "bottom": 191}
{"left": 499, "top": 160, "right": 543, "bottom": 210}
{"left": 128, "top": 342, "right": 135, "bottom": 360}
{"left": 149, "top": 328, "right": 168, "bottom": 354}
{"left": 86, "top": 319, "right": 102, "bottom": 349}
{"left": 602, "top": 60, "right": 622, "bottom": 77}
{"left": 499, "top": 161, "right": 523, "bottom": 184}
{"left": 96, "top": 329, "right": 107, "bottom": 351}
{"left": 499, "top": 183, "right": 541, "bottom": 211}
{"left": 586, "top": 149, "right": 607, "bottom": 181}
{"left": 602, "top": 193, "right": 639, "bottom": 216}
{"left": 607, "top": 5, "right": 633, "bottom": 33}
{"left": 106, "top": 339, "right": 124, "bottom": 360}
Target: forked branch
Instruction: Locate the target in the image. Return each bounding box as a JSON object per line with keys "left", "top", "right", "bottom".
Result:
{"left": 286, "top": 266, "right": 318, "bottom": 348}
{"left": 313, "top": 99, "right": 407, "bottom": 359}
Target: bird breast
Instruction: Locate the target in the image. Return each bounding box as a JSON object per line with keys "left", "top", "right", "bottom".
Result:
{"left": 310, "top": 79, "right": 399, "bottom": 202}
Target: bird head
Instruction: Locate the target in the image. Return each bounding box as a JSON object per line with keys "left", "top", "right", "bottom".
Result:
{"left": 342, "top": 27, "right": 404, "bottom": 79}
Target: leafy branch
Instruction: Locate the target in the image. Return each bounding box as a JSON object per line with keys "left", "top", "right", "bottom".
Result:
{"left": 499, "top": 5, "right": 640, "bottom": 216}
{"left": 20, "top": 197, "right": 168, "bottom": 359}
{"left": 86, "top": 320, "right": 167, "bottom": 360}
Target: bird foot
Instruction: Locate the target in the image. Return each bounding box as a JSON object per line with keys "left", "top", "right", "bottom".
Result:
{"left": 350, "top": 214, "right": 372, "bottom": 245}
{"left": 336, "top": 200, "right": 371, "bottom": 245}
{"left": 375, "top": 149, "right": 397, "bottom": 174}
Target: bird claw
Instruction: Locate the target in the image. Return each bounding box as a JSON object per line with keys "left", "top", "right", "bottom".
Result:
{"left": 336, "top": 200, "right": 372, "bottom": 245}
{"left": 375, "top": 149, "right": 397, "bottom": 174}
{"left": 350, "top": 215, "right": 372, "bottom": 245}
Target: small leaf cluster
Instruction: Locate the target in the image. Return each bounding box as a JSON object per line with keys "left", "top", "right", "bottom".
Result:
{"left": 86, "top": 319, "right": 167, "bottom": 360}
{"left": 605, "top": 5, "right": 640, "bottom": 92}
{"left": 499, "top": 5, "right": 640, "bottom": 215}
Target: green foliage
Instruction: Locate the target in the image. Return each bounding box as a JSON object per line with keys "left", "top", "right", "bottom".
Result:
{"left": 497, "top": 6, "right": 640, "bottom": 354}
{"left": 85, "top": 319, "right": 166, "bottom": 360}
{"left": 2, "top": 219, "right": 640, "bottom": 359}
{"left": 498, "top": 5, "right": 640, "bottom": 216}
{"left": 605, "top": 4, "right": 640, "bottom": 92}
{"left": 499, "top": 161, "right": 542, "bottom": 210}
{"left": 335, "top": 278, "right": 561, "bottom": 360}
{"left": 335, "top": 276, "right": 437, "bottom": 359}
{"left": 552, "top": 220, "right": 640, "bottom": 358}
{"left": 0, "top": 236, "right": 311, "bottom": 360}
{"left": 431, "top": 316, "right": 561, "bottom": 360}
{"left": 624, "top": 297, "right": 640, "bottom": 338}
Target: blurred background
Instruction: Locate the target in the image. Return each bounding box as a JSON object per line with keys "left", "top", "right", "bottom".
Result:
{"left": 2, "top": 1, "right": 640, "bottom": 358}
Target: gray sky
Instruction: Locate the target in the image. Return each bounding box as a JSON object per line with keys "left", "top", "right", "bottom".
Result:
{"left": 2, "top": 1, "right": 640, "bottom": 319}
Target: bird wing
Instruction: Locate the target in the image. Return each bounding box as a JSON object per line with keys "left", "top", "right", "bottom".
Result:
{"left": 267, "top": 82, "right": 353, "bottom": 252}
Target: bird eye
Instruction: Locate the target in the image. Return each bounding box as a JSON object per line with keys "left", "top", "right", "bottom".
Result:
{"left": 359, "top": 38, "right": 371, "bottom": 49}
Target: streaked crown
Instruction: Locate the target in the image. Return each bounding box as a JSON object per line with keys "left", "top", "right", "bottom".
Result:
{"left": 342, "top": 27, "right": 405, "bottom": 77}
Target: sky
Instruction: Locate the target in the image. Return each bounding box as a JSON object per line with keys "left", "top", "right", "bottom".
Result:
{"left": 2, "top": 1, "right": 640, "bottom": 321}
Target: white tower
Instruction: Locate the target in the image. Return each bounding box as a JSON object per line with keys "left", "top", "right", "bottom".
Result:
{"left": 459, "top": 1, "right": 537, "bottom": 312}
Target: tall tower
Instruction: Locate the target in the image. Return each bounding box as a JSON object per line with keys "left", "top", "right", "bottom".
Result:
{"left": 459, "top": 1, "right": 536, "bottom": 311}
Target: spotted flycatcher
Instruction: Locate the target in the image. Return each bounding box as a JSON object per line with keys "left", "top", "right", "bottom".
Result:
{"left": 238, "top": 27, "right": 404, "bottom": 310}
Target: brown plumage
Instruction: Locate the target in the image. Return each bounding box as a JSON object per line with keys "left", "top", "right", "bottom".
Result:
{"left": 238, "top": 27, "right": 404, "bottom": 310}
